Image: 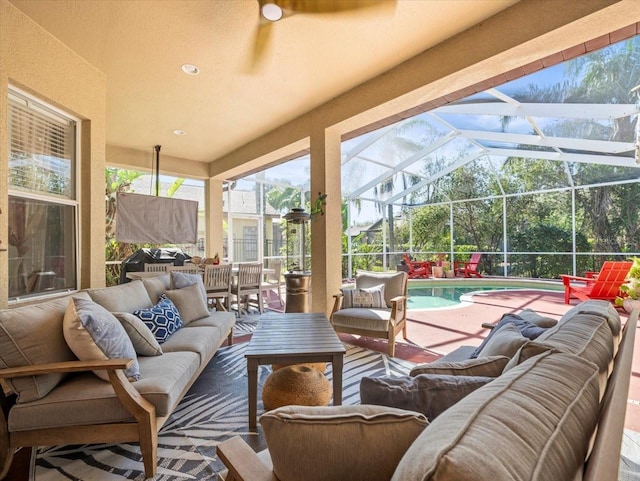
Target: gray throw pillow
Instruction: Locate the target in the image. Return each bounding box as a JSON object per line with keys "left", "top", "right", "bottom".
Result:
{"left": 63, "top": 297, "right": 141, "bottom": 382}
{"left": 112, "top": 311, "right": 162, "bottom": 356}
{"left": 360, "top": 374, "right": 494, "bottom": 420}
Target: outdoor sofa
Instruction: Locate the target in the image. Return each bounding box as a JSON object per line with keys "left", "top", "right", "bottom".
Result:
{"left": 0, "top": 273, "right": 235, "bottom": 479}
{"left": 218, "top": 300, "right": 637, "bottom": 481}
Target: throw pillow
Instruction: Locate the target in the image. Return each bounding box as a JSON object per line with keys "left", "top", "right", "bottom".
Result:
{"left": 133, "top": 297, "right": 183, "bottom": 343}
{"left": 470, "top": 313, "right": 547, "bottom": 358}
{"left": 360, "top": 374, "right": 494, "bottom": 420}
{"left": 63, "top": 297, "right": 141, "bottom": 382}
{"left": 340, "top": 284, "right": 386, "bottom": 309}
{"left": 163, "top": 283, "right": 210, "bottom": 324}
{"left": 169, "top": 271, "right": 207, "bottom": 304}
{"left": 261, "top": 405, "right": 428, "bottom": 481}
{"left": 112, "top": 311, "right": 163, "bottom": 356}
{"left": 476, "top": 322, "right": 528, "bottom": 359}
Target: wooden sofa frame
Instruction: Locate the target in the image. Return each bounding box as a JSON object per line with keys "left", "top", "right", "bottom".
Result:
{"left": 0, "top": 328, "right": 234, "bottom": 480}
{"left": 217, "top": 309, "right": 638, "bottom": 481}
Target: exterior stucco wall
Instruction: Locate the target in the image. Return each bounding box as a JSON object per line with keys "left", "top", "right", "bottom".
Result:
{"left": 0, "top": 0, "right": 107, "bottom": 307}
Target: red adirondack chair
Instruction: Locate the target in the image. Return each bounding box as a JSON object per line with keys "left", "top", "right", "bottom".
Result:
{"left": 454, "top": 253, "right": 483, "bottom": 278}
{"left": 560, "top": 261, "right": 633, "bottom": 304}
{"left": 402, "top": 253, "right": 430, "bottom": 279}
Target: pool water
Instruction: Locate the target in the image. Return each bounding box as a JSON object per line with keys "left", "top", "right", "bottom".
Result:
{"left": 406, "top": 282, "right": 561, "bottom": 310}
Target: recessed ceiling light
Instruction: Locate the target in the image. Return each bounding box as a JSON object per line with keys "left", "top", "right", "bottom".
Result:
{"left": 173, "top": 130, "right": 186, "bottom": 136}
{"left": 181, "top": 64, "right": 200, "bottom": 76}
{"left": 261, "top": 2, "right": 283, "bottom": 21}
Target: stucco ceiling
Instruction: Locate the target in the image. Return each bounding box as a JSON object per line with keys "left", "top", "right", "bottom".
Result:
{"left": 8, "top": 0, "right": 518, "bottom": 164}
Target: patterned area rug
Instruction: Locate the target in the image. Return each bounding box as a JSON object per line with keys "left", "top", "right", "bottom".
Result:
{"left": 31, "top": 332, "right": 414, "bottom": 481}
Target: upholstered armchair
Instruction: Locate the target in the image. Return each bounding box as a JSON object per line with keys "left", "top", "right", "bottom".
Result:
{"left": 330, "top": 271, "right": 408, "bottom": 357}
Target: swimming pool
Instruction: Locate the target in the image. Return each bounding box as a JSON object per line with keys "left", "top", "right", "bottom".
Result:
{"left": 406, "top": 279, "right": 563, "bottom": 310}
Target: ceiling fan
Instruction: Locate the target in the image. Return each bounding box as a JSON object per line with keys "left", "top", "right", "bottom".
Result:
{"left": 250, "top": 0, "right": 396, "bottom": 69}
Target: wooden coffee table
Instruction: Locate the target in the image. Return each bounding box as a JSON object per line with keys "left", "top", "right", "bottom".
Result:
{"left": 245, "top": 312, "right": 346, "bottom": 428}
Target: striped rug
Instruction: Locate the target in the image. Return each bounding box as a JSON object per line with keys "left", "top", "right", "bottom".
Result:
{"left": 31, "top": 339, "right": 414, "bottom": 481}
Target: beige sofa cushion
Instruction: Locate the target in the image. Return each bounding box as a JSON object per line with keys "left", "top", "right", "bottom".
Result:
{"left": 391, "top": 351, "right": 600, "bottom": 481}
{"left": 141, "top": 273, "right": 170, "bottom": 303}
{"left": 0, "top": 292, "right": 92, "bottom": 403}
{"left": 410, "top": 355, "right": 510, "bottom": 377}
{"left": 510, "top": 312, "right": 616, "bottom": 397}
{"left": 8, "top": 351, "right": 200, "bottom": 431}
{"left": 261, "top": 405, "right": 428, "bottom": 481}
{"left": 87, "top": 280, "right": 153, "bottom": 313}
{"left": 331, "top": 308, "right": 391, "bottom": 332}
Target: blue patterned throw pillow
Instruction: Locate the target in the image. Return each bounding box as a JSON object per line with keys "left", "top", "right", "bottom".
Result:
{"left": 133, "top": 296, "right": 183, "bottom": 343}
{"left": 340, "top": 284, "right": 386, "bottom": 309}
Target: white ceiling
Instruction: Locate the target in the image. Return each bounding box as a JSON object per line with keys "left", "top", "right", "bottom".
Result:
{"left": 8, "top": 0, "right": 518, "bottom": 164}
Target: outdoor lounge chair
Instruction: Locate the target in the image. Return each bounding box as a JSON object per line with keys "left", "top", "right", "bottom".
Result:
{"left": 401, "top": 253, "right": 430, "bottom": 279}
{"left": 454, "top": 253, "right": 483, "bottom": 278}
{"left": 560, "top": 260, "right": 632, "bottom": 304}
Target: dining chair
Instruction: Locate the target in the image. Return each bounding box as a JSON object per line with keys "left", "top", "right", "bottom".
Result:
{"left": 166, "top": 265, "right": 201, "bottom": 275}
{"left": 231, "top": 262, "right": 263, "bottom": 316}
{"left": 144, "top": 263, "right": 170, "bottom": 273}
{"left": 203, "top": 264, "right": 232, "bottom": 311}
{"left": 261, "top": 259, "right": 283, "bottom": 307}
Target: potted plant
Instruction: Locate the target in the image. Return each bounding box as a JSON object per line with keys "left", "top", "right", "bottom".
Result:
{"left": 615, "top": 257, "right": 640, "bottom": 313}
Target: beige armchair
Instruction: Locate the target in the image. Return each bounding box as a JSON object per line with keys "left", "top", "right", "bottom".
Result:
{"left": 330, "top": 271, "right": 408, "bottom": 357}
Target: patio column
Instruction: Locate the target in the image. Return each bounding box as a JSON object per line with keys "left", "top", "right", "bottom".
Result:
{"left": 205, "top": 179, "right": 224, "bottom": 261}
{"left": 310, "top": 126, "right": 342, "bottom": 316}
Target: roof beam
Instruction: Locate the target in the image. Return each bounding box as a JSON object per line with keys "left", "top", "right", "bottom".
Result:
{"left": 484, "top": 148, "right": 639, "bottom": 168}
{"left": 384, "top": 151, "right": 482, "bottom": 205}
{"left": 458, "top": 130, "right": 635, "bottom": 154}
{"left": 438, "top": 102, "right": 640, "bottom": 120}
{"left": 346, "top": 132, "right": 456, "bottom": 198}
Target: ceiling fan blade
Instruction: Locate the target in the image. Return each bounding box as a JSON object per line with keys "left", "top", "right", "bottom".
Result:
{"left": 247, "top": 19, "right": 273, "bottom": 71}
{"left": 273, "top": 0, "right": 396, "bottom": 14}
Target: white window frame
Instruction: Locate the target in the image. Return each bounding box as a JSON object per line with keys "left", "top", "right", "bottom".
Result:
{"left": 7, "top": 86, "right": 81, "bottom": 303}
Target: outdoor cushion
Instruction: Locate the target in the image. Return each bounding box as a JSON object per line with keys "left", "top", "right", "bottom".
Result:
{"left": 112, "top": 311, "right": 163, "bottom": 357}
{"left": 355, "top": 271, "right": 406, "bottom": 308}
{"left": 476, "top": 322, "right": 528, "bottom": 359}
{"left": 391, "top": 351, "right": 600, "bottom": 481}
{"left": 141, "top": 273, "right": 170, "bottom": 303}
{"left": 261, "top": 405, "right": 428, "bottom": 481}
{"left": 87, "top": 280, "right": 154, "bottom": 313}
{"left": 410, "top": 355, "right": 510, "bottom": 378}
{"left": 163, "top": 283, "right": 210, "bottom": 324}
{"left": 331, "top": 308, "right": 392, "bottom": 332}
{"left": 0, "top": 292, "right": 92, "bottom": 403}
{"left": 8, "top": 351, "right": 200, "bottom": 431}
{"left": 161, "top": 325, "right": 225, "bottom": 362}
{"left": 360, "top": 373, "right": 494, "bottom": 420}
